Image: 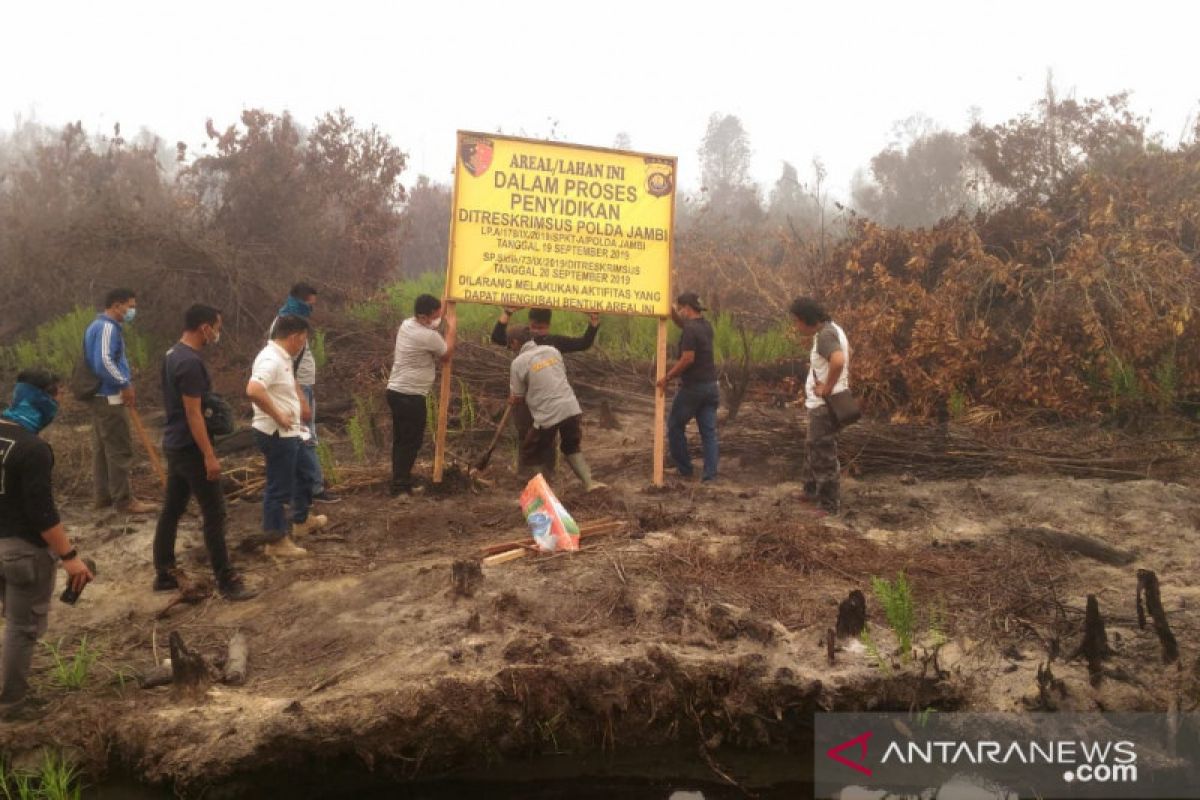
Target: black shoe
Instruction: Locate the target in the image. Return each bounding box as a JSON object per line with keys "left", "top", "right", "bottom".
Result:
{"left": 388, "top": 484, "right": 412, "bottom": 498}
{"left": 218, "top": 578, "right": 258, "bottom": 602}
{"left": 153, "top": 572, "right": 180, "bottom": 592}
{"left": 313, "top": 490, "right": 342, "bottom": 504}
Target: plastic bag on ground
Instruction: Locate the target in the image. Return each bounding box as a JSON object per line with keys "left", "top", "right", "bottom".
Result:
{"left": 520, "top": 474, "right": 580, "bottom": 552}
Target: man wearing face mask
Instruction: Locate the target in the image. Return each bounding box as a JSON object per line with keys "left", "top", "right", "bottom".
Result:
{"left": 153, "top": 305, "right": 256, "bottom": 600}
{"left": 83, "top": 287, "right": 157, "bottom": 515}
{"left": 0, "top": 369, "right": 94, "bottom": 720}
{"left": 247, "top": 315, "right": 323, "bottom": 558}
{"left": 385, "top": 294, "right": 455, "bottom": 498}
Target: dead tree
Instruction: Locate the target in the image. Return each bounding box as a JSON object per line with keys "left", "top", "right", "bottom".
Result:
{"left": 836, "top": 590, "right": 867, "bottom": 638}
{"left": 1071, "top": 594, "right": 1113, "bottom": 685}
{"left": 1136, "top": 569, "right": 1179, "bottom": 664}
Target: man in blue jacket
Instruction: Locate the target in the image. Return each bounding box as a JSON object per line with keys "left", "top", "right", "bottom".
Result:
{"left": 83, "top": 288, "right": 157, "bottom": 514}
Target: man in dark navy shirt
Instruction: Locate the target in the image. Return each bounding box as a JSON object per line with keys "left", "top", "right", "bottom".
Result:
{"left": 153, "top": 305, "right": 255, "bottom": 601}
{"left": 658, "top": 292, "right": 720, "bottom": 482}
{"left": 0, "top": 369, "right": 93, "bottom": 719}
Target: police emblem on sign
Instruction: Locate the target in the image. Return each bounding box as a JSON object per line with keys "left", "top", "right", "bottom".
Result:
{"left": 460, "top": 138, "right": 494, "bottom": 177}
{"left": 645, "top": 161, "right": 674, "bottom": 197}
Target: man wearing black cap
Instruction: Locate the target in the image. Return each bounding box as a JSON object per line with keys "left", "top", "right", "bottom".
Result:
{"left": 657, "top": 292, "right": 719, "bottom": 482}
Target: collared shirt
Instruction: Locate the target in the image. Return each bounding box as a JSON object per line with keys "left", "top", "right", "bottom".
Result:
{"left": 510, "top": 341, "right": 582, "bottom": 428}
{"left": 268, "top": 316, "right": 318, "bottom": 386}
{"left": 250, "top": 341, "right": 303, "bottom": 437}
{"left": 387, "top": 318, "right": 448, "bottom": 396}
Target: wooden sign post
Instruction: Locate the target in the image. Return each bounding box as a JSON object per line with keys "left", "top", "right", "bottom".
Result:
{"left": 653, "top": 318, "right": 668, "bottom": 486}
{"left": 431, "top": 300, "right": 458, "bottom": 483}
{"left": 434, "top": 131, "right": 677, "bottom": 486}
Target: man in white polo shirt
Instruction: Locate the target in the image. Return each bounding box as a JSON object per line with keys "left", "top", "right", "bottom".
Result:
{"left": 245, "top": 315, "right": 326, "bottom": 558}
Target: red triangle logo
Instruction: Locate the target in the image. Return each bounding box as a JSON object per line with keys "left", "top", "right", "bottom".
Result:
{"left": 826, "top": 731, "right": 874, "bottom": 776}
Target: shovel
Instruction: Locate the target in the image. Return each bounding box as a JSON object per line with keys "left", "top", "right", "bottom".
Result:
{"left": 474, "top": 405, "right": 513, "bottom": 471}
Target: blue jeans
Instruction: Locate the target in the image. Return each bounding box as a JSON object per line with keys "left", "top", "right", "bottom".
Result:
{"left": 668, "top": 382, "right": 720, "bottom": 481}
{"left": 254, "top": 430, "right": 317, "bottom": 539}
{"left": 299, "top": 385, "right": 326, "bottom": 494}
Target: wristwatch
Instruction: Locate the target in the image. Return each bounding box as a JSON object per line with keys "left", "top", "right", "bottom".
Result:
{"left": 60, "top": 549, "right": 79, "bottom": 562}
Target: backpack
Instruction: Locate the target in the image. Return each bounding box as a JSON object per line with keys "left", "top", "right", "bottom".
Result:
{"left": 201, "top": 392, "right": 236, "bottom": 438}
{"left": 69, "top": 353, "right": 101, "bottom": 402}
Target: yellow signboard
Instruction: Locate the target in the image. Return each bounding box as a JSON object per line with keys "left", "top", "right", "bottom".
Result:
{"left": 448, "top": 131, "right": 676, "bottom": 317}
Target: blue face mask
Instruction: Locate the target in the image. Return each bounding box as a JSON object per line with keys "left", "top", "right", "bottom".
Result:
{"left": 123, "top": 307, "right": 137, "bottom": 324}
{"left": 1, "top": 383, "right": 59, "bottom": 433}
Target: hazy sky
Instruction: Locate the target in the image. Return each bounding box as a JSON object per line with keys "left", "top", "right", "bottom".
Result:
{"left": 4, "top": 0, "right": 1197, "bottom": 199}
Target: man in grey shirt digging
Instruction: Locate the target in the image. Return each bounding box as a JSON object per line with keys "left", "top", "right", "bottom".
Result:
{"left": 507, "top": 326, "right": 605, "bottom": 492}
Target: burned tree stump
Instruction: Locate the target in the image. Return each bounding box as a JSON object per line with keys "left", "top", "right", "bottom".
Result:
{"left": 169, "top": 631, "right": 209, "bottom": 692}
{"left": 826, "top": 628, "right": 836, "bottom": 665}
{"left": 1070, "top": 595, "right": 1113, "bottom": 685}
{"left": 1033, "top": 661, "right": 1067, "bottom": 710}
{"left": 452, "top": 559, "right": 484, "bottom": 598}
{"left": 1136, "top": 569, "right": 1179, "bottom": 664}
{"left": 835, "top": 590, "right": 866, "bottom": 638}
{"left": 223, "top": 631, "right": 249, "bottom": 686}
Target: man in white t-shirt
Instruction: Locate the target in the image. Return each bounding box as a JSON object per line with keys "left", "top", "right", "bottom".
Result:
{"left": 385, "top": 294, "right": 454, "bottom": 498}
{"left": 790, "top": 297, "right": 850, "bottom": 515}
{"left": 245, "top": 315, "right": 326, "bottom": 557}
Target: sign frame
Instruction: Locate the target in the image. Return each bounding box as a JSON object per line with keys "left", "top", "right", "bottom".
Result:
{"left": 434, "top": 131, "right": 677, "bottom": 487}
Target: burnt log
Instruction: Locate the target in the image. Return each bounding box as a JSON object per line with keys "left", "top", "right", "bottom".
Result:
{"left": 1009, "top": 527, "right": 1135, "bottom": 566}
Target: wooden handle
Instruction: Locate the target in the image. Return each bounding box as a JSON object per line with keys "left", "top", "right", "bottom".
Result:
{"left": 475, "top": 404, "right": 513, "bottom": 469}
{"left": 128, "top": 407, "right": 167, "bottom": 487}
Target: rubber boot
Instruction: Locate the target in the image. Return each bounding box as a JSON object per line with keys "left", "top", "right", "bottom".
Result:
{"left": 565, "top": 453, "right": 607, "bottom": 492}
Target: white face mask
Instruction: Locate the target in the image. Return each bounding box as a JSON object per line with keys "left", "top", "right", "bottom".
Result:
{"left": 424, "top": 316, "right": 442, "bottom": 329}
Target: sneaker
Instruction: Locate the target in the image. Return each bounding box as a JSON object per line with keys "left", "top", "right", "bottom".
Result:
{"left": 313, "top": 490, "right": 342, "bottom": 504}
{"left": 153, "top": 571, "right": 180, "bottom": 592}
{"left": 389, "top": 484, "right": 413, "bottom": 498}
{"left": 117, "top": 498, "right": 159, "bottom": 514}
{"left": 218, "top": 578, "right": 259, "bottom": 602}
{"left": 264, "top": 536, "right": 309, "bottom": 559}
{"left": 292, "top": 514, "right": 328, "bottom": 538}
{"left": 586, "top": 482, "right": 610, "bottom": 493}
